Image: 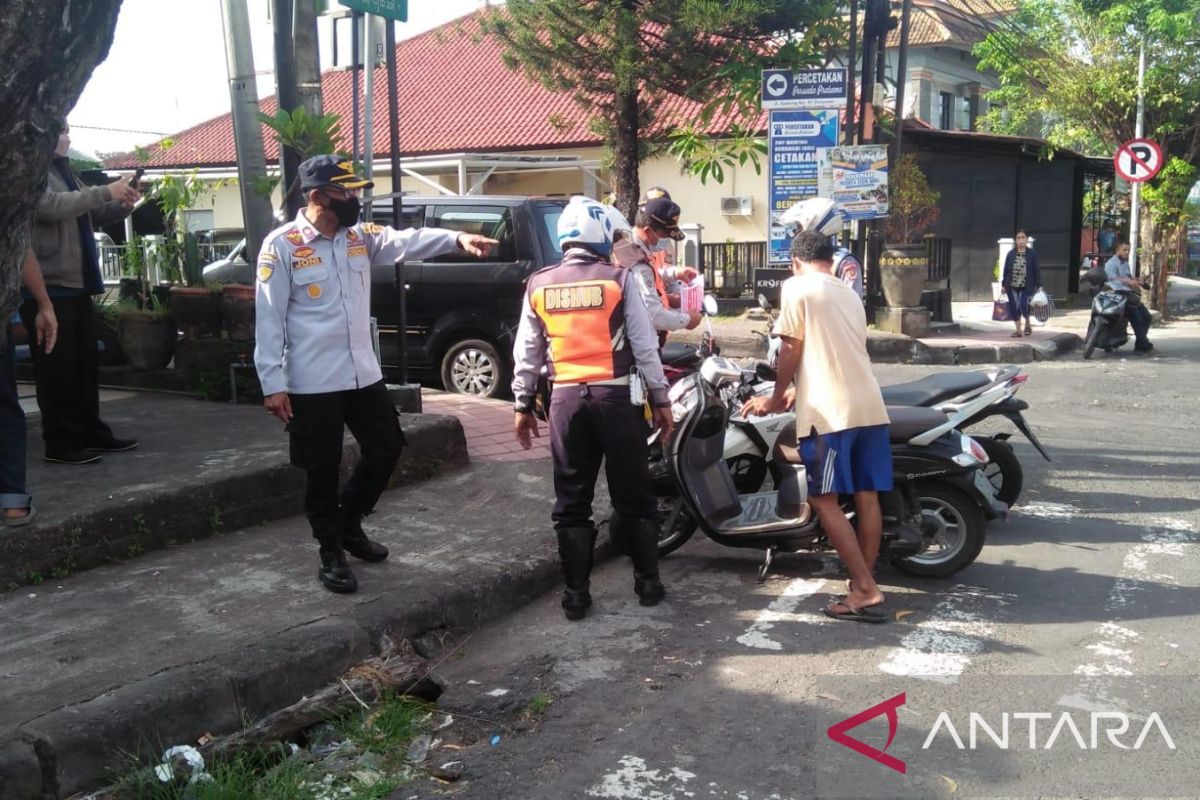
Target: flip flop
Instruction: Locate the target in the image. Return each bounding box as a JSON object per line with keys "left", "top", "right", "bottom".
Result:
{"left": 1010, "top": 331, "right": 1023, "bottom": 338}
{"left": 823, "top": 599, "right": 889, "bottom": 624}
{"left": 3, "top": 504, "right": 36, "bottom": 528}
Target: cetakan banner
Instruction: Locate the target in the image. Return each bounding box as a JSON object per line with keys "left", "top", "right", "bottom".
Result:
{"left": 767, "top": 109, "right": 840, "bottom": 264}
{"left": 813, "top": 676, "right": 1198, "bottom": 798}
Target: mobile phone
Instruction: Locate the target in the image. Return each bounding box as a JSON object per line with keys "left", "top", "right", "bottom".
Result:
{"left": 129, "top": 168, "right": 144, "bottom": 189}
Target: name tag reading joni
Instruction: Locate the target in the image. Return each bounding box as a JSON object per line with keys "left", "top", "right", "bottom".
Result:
{"left": 544, "top": 284, "right": 605, "bottom": 312}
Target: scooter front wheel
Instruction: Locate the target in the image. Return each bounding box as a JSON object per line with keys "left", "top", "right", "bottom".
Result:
{"left": 656, "top": 496, "right": 699, "bottom": 556}
{"left": 1083, "top": 320, "right": 1101, "bottom": 360}
{"left": 892, "top": 482, "right": 986, "bottom": 578}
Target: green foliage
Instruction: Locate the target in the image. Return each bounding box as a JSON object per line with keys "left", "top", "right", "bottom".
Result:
{"left": 974, "top": 0, "right": 1200, "bottom": 166}
{"left": 1143, "top": 157, "right": 1199, "bottom": 229}
{"left": 152, "top": 172, "right": 219, "bottom": 287}
{"left": 667, "top": 123, "right": 768, "bottom": 185}
{"left": 483, "top": 1, "right": 840, "bottom": 212}
{"left": 258, "top": 107, "right": 347, "bottom": 161}
{"left": 885, "top": 155, "right": 941, "bottom": 244}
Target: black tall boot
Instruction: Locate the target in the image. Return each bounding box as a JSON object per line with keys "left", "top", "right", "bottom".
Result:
{"left": 343, "top": 511, "right": 389, "bottom": 562}
{"left": 556, "top": 526, "right": 597, "bottom": 620}
{"left": 318, "top": 545, "right": 358, "bottom": 594}
{"left": 627, "top": 517, "right": 665, "bottom": 606}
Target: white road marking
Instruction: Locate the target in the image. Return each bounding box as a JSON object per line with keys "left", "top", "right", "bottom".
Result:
{"left": 735, "top": 578, "right": 830, "bottom": 651}
{"left": 1018, "top": 502, "right": 1080, "bottom": 520}
{"left": 1059, "top": 517, "right": 1198, "bottom": 710}
{"left": 878, "top": 585, "right": 1013, "bottom": 683}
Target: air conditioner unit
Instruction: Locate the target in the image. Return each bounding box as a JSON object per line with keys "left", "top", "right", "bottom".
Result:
{"left": 720, "top": 196, "right": 753, "bottom": 216}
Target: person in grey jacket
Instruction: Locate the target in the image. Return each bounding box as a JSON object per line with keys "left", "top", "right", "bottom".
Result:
{"left": 21, "top": 126, "right": 140, "bottom": 465}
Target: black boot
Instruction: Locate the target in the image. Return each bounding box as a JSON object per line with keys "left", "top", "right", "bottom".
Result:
{"left": 343, "top": 512, "right": 389, "bottom": 562}
{"left": 556, "top": 527, "right": 597, "bottom": 620}
{"left": 627, "top": 517, "right": 665, "bottom": 606}
{"left": 318, "top": 546, "right": 359, "bottom": 594}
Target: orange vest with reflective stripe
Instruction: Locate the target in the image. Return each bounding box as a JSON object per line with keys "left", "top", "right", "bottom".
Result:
{"left": 528, "top": 253, "right": 635, "bottom": 385}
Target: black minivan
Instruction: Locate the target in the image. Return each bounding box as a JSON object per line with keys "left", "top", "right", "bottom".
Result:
{"left": 369, "top": 196, "right": 567, "bottom": 398}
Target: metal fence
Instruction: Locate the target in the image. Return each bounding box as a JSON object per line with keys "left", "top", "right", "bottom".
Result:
{"left": 97, "top": 240, "right": 238, "bottom": 286}
{"left": 700, "top": 240, "right": 767, "bottom": 298}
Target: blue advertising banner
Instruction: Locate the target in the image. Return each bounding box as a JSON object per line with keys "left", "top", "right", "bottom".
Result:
{"left": 767, "top": 109, "right": 840, "bottom": 264}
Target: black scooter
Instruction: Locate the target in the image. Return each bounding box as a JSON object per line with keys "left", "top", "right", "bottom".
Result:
{"left": 658, "top": 356, "right": 1003, "bottom": 579}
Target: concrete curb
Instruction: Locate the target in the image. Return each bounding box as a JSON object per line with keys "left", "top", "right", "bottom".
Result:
{"left": 5, "top": 541, "right": 614, "bottom": 798}
{"left": 0, "top": 413, "right": 469, "bottom": 591}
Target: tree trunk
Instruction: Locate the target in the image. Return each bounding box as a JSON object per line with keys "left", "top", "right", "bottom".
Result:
{"left": 611, "top": 88, "right": 641, "bottom": 222}
{"left": 0, "top": 0, "right": 125, "bottom": 341}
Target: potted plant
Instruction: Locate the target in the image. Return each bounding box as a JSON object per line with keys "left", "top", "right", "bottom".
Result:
{"left": 150, "top": 172, "right": 224, "bottom": 340}
{"left": 117, "top": 238, "right": 177, "bottom": 370}
{"left": 93, "top": 295, "right": 126, "bottom": 367}
{"left": 882, "top": 154, "right": 941, "bottom": 308}
{"left": 221, "top": 283, "right": 256, "bottom": 342}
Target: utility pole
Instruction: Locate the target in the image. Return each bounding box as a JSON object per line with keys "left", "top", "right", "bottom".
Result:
{"left": 385, "top": 18, "right": 402, "bottom": 228}
{"left": 892, "top": 0, "right": 913, "bottom": 163}
{"left": 845, "top": 0, "right": 858, "bottom": 146}
{"left": 1129, "top": 37, "right": 1146, "bottom": 276}
{"left": 273, "top": 0, "right": 302, "bottom": 217}
{"left": 294, "top": 0, "right": 324, "bottom": 118}
{"left": 220, "top": 0, "right": 275, "bottom": 264}
{"left": 362, "top": 13, "right": 377, "bottom": 216}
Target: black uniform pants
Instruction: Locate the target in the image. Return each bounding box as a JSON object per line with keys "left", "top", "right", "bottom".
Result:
{"left": 549, "top": 384, "right": 656, "bottom": 530}
{"left": 288, "top": 380, "right": 405, "bottom": 545}
{"left": 19, "top": 294, "right": 112, "bottom": 455}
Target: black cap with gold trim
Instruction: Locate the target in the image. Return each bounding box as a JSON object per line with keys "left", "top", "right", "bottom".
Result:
{"left": 299, "top": 155, "right": 374, "bottom": 191}
{"left": 642, "top": 197, "right": 686, "bottom": 241}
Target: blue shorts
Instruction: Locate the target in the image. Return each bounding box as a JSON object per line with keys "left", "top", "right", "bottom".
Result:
{"left": 798, "top": 424, "right": 894, "bottom": 496}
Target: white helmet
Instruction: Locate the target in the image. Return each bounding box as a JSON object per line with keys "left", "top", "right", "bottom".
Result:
{"left": 558, "top": 196, "right": 621, "bottom": 257}
{"left": 779, "top": 196, "right": 843, "bottom": 238}
{"left": 603, "top": 204, "right": 633, "bottom": 243}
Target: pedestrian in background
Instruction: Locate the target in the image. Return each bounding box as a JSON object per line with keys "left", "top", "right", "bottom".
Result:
{"left": 23, "top": 125, "right": 140, "bottom": 464}
{"left": 1002, "top": 229, "right": 1041, "bottom": 337}
{"left": 3, "top": 250, "right": 58, "bottom": 526}
{"left": 255, "top": 155, "right": 497, "bottom": 594}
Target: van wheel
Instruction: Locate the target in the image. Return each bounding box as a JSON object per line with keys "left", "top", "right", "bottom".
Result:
{"left": 441, "top": 339, "right": 505, "bottom": 398}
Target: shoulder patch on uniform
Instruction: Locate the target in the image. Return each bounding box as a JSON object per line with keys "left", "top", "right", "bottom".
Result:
{"left": 360, "top": 222, "right": 384, "bottom": 235}
{"left": 258, "top": 251, "right": 278, "bottom": 264}
{"left": 257, "top": 265, "right": 274, "bottom": 282}
{"left": 285, "top": 228, "right": 304, "bottom": 246}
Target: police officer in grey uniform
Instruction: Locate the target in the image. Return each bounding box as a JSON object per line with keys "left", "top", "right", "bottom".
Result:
{"left": 255, "top": 156, "right": 497, "bottom": 593}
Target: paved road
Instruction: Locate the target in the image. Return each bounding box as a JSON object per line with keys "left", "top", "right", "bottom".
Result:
{"left": 399, "top": 318, "right": 1200, "bottom": 800}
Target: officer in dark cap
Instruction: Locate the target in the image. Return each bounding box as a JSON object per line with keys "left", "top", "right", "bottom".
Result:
{"left": 255, "top": 155, "right": 498, "bottom": 593}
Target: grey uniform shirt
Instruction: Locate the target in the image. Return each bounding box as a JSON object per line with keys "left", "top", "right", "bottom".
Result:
{"left": 1104, "top": 254, "right": 1134, "bottom": 292}
{"left": 254, "top": 210, "right": 460, "bottom": 396}
{"left": 511, "top": 248, "right": 670, "bottom": 406}
{"left": 630, "top": 257, "right": 691, "bottom": 332}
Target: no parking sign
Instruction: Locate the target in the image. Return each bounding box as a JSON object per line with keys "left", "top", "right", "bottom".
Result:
{"left": 1114, "top": 138, "right": 1163, "bottom": 183}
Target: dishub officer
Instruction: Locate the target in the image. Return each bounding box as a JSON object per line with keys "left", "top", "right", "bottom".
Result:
{"left": 255, "top": 155, "right": 497, "bottom": 593}
{"left": 511, "top": 197, "right": 673, "bottom": 620}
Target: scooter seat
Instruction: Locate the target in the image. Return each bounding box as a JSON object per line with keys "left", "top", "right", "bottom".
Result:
{"left": 880, "top": 372, "right": 991, "bottom": 407}
{"left": 887, "top": 406, "right": 949, "bottom": 442}
{"left": 661, "top": 341, "right": 701, "bottom": 368}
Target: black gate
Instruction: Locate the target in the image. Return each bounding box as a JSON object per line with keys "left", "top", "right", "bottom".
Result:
{"left": 700, "top": 241, "right": 766, "bottom": 298}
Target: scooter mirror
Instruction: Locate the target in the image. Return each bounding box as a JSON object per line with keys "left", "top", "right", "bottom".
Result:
{"left": 703, "top": 295, "right": 719, "bottom": 316}
{"left": 757, "top": 293, "right": 772, "bottom": 311}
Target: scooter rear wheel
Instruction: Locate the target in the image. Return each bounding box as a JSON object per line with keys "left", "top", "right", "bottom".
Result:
{"left": 977, "top": 436, "right": 1023, "bottom": 507}
{"left": 893, "top": 482, "right": 986, "bottom": 578}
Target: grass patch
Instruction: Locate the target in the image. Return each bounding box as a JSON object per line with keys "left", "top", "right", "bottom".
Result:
{"left": 523, "top": 692, "right": 553, "bottom": 718}
{"left": 106, "top": 695, "right": 434, "bottom": 800}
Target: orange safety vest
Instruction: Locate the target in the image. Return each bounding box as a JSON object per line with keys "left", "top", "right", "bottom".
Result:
{"left": 527, "top": 253, "right": 635, "bottom": 385}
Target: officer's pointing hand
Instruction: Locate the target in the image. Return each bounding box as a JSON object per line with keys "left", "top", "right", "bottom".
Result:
{"left": 457, "top": 233, "right": 500, "bottom": 259}
{"left": 515, "top": 412, "right": 539, "bottom": 450}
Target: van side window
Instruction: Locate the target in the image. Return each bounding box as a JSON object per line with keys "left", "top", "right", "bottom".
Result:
{"left": 427, "top": 206, "right": 516, "bottom": 263}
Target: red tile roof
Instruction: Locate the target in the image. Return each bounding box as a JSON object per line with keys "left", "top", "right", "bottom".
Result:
{"left": 108, "top": 4, "right": 1009, "bottom": 171}
{"left": 106, "top": 9, "right": 761, "bottom": 170}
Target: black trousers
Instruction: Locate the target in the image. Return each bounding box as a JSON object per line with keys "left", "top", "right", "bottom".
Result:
{"left": 548, "top": 384, "right": 656, "bottom": 530}
{"left": 19, "top": 294, "right": 112, "bottom": 454}
{"left": 1126, "top": 299, "right": 1152, "bottom": 348}
{"left": 288, "top": 380, "right": 405, "bottom": 545}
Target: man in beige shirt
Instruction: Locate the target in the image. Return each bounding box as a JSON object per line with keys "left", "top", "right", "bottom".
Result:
{"left": 742, "top": 231, "right": 892, "bottom": 623}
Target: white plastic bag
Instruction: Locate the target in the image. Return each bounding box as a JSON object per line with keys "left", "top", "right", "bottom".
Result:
{"left": 1030, "top": 289, "right": 1053, "bottom": 323}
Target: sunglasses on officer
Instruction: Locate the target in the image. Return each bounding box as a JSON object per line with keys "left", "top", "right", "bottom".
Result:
{"left": 320, "top": 185, "right": 360, "bottom": 200}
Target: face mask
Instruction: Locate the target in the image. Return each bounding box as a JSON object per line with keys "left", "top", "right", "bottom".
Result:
{"left": 612, "top": 239, "right": 643, "bottom": 269}
{"left": 326, "top": 195, "right": 361, "bottom": 228}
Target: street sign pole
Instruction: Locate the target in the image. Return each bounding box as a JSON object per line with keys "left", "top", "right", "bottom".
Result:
{"left": 1130, "top": 37, "right": 1146, "bottom": 276}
